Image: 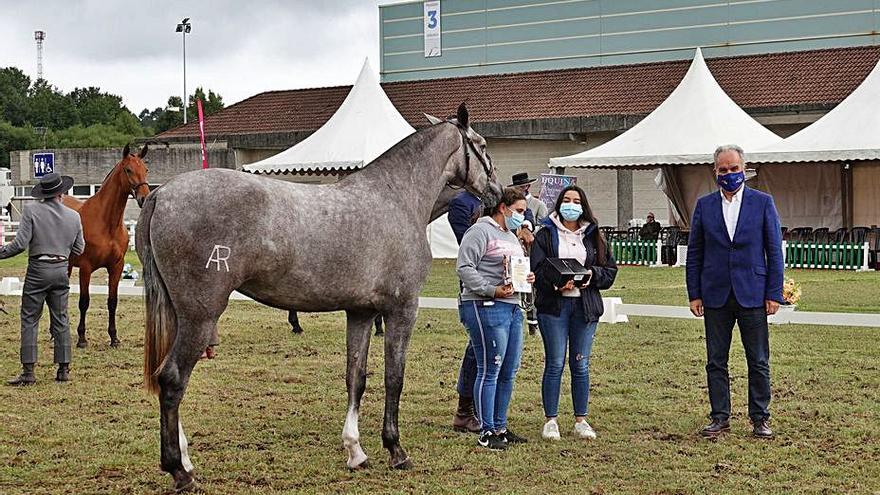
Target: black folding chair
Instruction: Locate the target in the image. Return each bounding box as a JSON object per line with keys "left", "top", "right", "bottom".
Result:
{"left": 788, "top": 227, "right": 813, "bottom": 242}
{"left": 849, "top": 227, "right": 869, "bottom": 244}
{"left": 831, "top": 227, "right": 848, "bottom": 243}
{"left": 812, "top": 227, "right": 830, "bottom": 244}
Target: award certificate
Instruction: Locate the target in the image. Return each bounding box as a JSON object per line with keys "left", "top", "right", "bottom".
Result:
{"left": 510, "top": 256, "right": 531, "bottom": 293}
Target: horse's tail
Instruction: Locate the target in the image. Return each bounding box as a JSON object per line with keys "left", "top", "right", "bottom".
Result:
{"left": 137, "top": 193, "right": 177, "bottom": 395}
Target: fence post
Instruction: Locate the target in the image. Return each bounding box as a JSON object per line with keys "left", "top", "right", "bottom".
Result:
{"left": 782, "top": 240, "right": 787, "bottom": 267}
{"left": 859, "top": 242, "right": 871, "bottom": 271}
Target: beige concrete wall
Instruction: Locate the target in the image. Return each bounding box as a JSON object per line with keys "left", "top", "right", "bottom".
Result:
{"left": 486, "top": 135, "right": 671, "bottom": 228}
{"left": 632, "top": 169, "right": 671, "bottom": 226}
{"left": 486, "top": 136, "right": 621, "bottom": 225}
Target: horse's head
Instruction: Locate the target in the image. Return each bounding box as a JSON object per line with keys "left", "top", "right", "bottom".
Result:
{"left": 428, "top": 103, "right": 503, "bottom": 209}
{"left": 120, "top": 143, "right": 151, "bottom": 207}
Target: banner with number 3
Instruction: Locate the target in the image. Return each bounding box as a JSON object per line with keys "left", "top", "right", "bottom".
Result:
{"left": 424, "top": 0, "right": 441, "bottom": 57}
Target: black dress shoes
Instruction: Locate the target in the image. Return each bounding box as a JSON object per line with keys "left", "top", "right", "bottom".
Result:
{"left": 700, "top": 418, "right": 730, "bottom": 438}
{"left": 752, "top": 418, "right": 773, "bottom": 438}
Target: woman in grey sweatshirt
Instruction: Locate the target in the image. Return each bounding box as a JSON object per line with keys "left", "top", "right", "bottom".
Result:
{"left": 456, "top": 187, "right": 535, "bottom": 450}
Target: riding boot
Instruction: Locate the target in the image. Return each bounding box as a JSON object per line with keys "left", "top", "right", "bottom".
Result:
{"left": 453, "top": 395, "right": 481, "bottom": 433}
{"left": 7, "top": 363, "right": 36, "bottom": 386}
{"left": 55, "top": 363, "right": 70, "bottom": 382}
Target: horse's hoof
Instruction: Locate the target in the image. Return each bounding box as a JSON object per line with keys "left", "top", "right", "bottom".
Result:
{"left": 76, "top": 340, "right": 88, "bottom": 349}
{"left": 348, "top": 459, "right": 370, "bottom": 471}
{"left": 391, "top": 456, "right": 413, "bottom": 470}
{"left": 173, "top": 472, "right": 198, "bottom": 493}
{"left": 109, "top": 340, "right": 121, "bottom": 348}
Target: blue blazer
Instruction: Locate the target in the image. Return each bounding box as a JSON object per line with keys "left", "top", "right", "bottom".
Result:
{"left": 686, "top": 187, "right": 784, "bottom": 309}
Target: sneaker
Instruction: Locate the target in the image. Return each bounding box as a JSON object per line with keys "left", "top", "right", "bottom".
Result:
{"left": 542, "top": 419, "right": 561, "bottom": 441}
{"left": 574, "top": 420, "right": 597, "bottom": 440}
{"left": 477, "top": 431, "right": 507, "bottom": 450}
{"left": 499, "top": 429, "right": 528, "bottom": 444}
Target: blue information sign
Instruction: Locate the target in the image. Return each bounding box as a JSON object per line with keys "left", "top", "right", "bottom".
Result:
{"left": 33, "top": 152, "right": 55, "bottom": 178}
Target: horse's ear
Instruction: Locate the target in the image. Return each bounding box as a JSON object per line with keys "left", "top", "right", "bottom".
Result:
{"left": 122, "top": 143, "right": 131, "bottom": 157}
{"left": 456, "top": 103, "right": 469, "bottom": 129}
{"left": 139, "top": 143, "right": 149, "bottom": 159}
{"left": 424, "top": 113, "right": 443, "bottom": 125}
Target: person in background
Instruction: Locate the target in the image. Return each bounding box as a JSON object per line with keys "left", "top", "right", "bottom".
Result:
{"left": 509, "top": 172, "right": 547, "bottom": 334}
{"left": 448, "top": 189, "right": 483, "bottom": 433}
{"left": 687, "top": 144, "right": 783, "bottom": 439}
{"left": 2, "top": 173, "right": 84, "bottom": 385}
{"left": 457, "top": 187, "right": 535, "bottom": 450}
{"left": 530, "top": 185, "right": 617, "bottom": 441}
{"left": 639, "top": 212, "right": 662, "bottom": 240}
{"left": 509, "top": 172, "right": 549, "bottom": 228}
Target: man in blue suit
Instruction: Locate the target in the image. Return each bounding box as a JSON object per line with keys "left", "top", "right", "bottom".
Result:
{"left": 686, "top": 144, "right": 784, "bottom": 439}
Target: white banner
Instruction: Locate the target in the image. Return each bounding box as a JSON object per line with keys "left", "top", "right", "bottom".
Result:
{"left": 424, "top": 0, "right": 441, "bottom": 57}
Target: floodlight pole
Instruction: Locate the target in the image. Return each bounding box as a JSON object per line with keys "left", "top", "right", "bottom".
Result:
{"left": 176, "top": 18, "right": 191, "bottom": 124}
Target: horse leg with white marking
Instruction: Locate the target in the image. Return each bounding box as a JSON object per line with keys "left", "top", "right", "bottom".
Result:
{"left": 342, "top": 310, "right": 375, "bottom": 469}
{"left": 382, "top": 302, "right": 417, "bottom": 469}
{"left": 157, "top": 317, "right": 213, "bottom": 492}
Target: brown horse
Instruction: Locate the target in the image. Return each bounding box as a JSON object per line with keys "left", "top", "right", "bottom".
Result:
{"left": 63, "top": 143, "right": 150, "bottom": 347}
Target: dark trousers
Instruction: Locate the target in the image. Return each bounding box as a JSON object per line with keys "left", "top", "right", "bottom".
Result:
{"left": 457, "top": 342, "right": 478, "bottom": 398}
{"left": 704, "top": 294, "right": 771, "bottom": 422}
{"left": 20, "top": 261, "right": 71, "bottom": 365}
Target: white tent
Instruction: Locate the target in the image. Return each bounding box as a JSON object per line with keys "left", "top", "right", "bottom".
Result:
{"left": 242, "top": 59, "right": 461, "bottom": 255}
{"left": 549, "top": 48, "right": 782, "bottom": 227}
{"left": 549, "top": 48, "right": 781, "bottom": 168}
{"left": 243, "top": 59, "right": 415, "bottom": 174}
{"left": 751, "top": 57, "right": 880, "bottom": 163}
{"left": 747, "top": 57, "right": 880, "bottom": 228}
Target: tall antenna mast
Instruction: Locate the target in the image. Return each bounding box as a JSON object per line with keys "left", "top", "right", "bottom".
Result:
{"left": 34, "top": 30, "right": 45, "bottom": 80}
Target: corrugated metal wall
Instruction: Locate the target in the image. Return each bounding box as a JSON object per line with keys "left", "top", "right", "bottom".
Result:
{"left": 381, "top": 0, "right": 880, "bottom": 81}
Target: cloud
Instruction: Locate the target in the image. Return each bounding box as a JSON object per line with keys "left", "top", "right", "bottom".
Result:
{"left": 0, "top": 0, "right": 380, "bottom": 112}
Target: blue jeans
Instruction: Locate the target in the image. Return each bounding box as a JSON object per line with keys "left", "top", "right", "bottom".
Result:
{"left": 459, "top": 301, "right": 524, "bottom": 434}
{"left": 537, "top": 298, "right": 598, "bottom": 418}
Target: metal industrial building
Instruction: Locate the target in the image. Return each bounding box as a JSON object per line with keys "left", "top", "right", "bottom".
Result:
{"left": 11, "top": 1, "right": 880, "bottom": 226}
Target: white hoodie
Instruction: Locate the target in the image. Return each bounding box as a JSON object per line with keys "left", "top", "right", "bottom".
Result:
{"left": 550, "top": 212, "right": 590, "bottom": 297}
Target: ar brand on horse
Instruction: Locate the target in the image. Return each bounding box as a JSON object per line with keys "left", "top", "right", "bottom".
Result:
{"left": 64, "top": 143, "right": 150, "bottom": 348}
{"left": 136, "top": 103, "right": 502, "bottom": 492}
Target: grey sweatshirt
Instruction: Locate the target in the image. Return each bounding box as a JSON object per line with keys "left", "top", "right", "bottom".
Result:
{"left": 0, "top": 199, "right": 84, "bottom": 260}
{"left": 456, "top": 216, "right": 524, "bottom": 305}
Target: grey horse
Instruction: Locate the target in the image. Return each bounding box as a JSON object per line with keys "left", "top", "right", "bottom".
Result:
{"left": 136, "top": 104, "right": 500, "bottom": 492}
{"left": 285, "top": 183, "right": 462, "bottom": 336}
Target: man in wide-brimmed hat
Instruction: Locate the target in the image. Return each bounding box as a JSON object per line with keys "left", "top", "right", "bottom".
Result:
{"left": 2, "top": 172, "right": 84, "bottom": 385}
{"left": 508, "top": 172, "right": 549, "bottom": 228}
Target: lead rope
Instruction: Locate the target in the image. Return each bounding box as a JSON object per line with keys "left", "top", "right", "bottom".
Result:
{"left": 518, "top": 232, "right": 535, "bottom": 313}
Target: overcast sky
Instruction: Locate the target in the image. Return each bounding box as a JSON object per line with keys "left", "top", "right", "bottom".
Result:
{"left": 0, "top": 0, "right": 386, "bottom": 113}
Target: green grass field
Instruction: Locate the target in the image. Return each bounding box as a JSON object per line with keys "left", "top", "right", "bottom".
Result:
{"left": 422, "top": 260, "right": 880, "bottom": 313}
{"left": 0, "top": 260, "right": 878, "bottom": 494}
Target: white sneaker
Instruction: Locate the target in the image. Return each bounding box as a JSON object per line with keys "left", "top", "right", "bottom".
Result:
{"left": 542, "top": 419, "right": 561, "bottom": 441}
{"left": 574, "top": 421, "right": 597, "bottom": 440}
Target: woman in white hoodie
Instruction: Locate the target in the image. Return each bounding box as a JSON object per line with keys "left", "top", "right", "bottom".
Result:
{"left": 530, "top": 185, "right": 617, "bottom": 441}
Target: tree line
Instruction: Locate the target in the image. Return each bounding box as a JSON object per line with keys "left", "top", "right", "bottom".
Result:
{"left": 0, "top": 66, "right": 224, "bottom": 167}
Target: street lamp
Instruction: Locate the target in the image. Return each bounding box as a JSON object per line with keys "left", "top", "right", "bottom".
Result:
{"left": 175, "top": 17, "right": 191, "bottom": 124}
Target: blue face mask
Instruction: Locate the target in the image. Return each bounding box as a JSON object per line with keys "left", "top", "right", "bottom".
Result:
{"left": 559, "top": 203, "right": 583, "bottom": 221}
{"left": 717, "top": 170, "right": 745, "bottom": 193}
{"left": 505, "top": 210, "right": 524, "bottom": 231}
